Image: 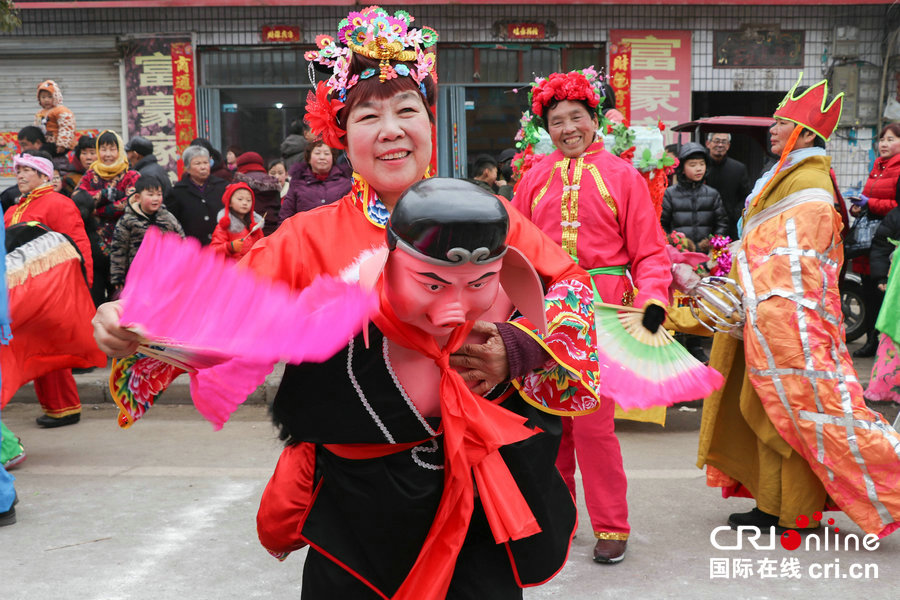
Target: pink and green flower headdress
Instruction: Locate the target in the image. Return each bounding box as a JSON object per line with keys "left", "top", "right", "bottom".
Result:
{"left": 305, "top": 6, "right": 437, "bottom": 102}
{"left": 303, "top": 6, "right": 438, "bottom": 148}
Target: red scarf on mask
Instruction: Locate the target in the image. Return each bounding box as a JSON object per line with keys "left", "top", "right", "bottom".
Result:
{"left": 371, "top": 279, "right": 540, "bottom": 600}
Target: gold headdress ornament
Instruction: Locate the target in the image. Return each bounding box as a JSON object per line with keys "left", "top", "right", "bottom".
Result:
{"left": 347, "top": 37, "right": 418, "bottom": 82}
{"left": 304, "top": 6, "right": 438, "bottom": 101}
{"left": 303, "top": 6, "right": 438, "bottom": 150}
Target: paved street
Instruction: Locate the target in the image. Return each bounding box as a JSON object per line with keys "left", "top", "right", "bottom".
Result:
{"left": 3, "top": 342, "right": 899, "bottom": 599}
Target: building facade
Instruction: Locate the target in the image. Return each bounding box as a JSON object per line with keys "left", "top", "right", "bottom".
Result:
{"left": 0, "top": 1, "right": 895, "bottom": 192}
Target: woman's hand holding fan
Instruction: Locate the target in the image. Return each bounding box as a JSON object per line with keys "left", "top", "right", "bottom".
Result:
{"left": 110, "top": 228, "right": 377, "bottom": 429}
{"left": 593, "top": 302, "right": 724, "bottom": 410}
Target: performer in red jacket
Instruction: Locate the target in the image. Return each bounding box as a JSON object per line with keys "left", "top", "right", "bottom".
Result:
{"left": 4, "top": 151, "right": 96, "bottom": 427}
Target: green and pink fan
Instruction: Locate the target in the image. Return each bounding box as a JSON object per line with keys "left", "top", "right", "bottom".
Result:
{"left": 593, "top": 302, "right": 724, "bottom": 409}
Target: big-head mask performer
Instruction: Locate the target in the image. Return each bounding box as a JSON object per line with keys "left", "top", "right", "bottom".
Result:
{"left": 263, "top": 178, "right": 584, "bottom": 600}
{"left": 92, "top": 9, "right": 603, "bottom": 586}
{"left": 511, "top": 67, "right": 674, "bottom": 565}
{"left": 381, "top": 180, "right": 509, "bottom": 342}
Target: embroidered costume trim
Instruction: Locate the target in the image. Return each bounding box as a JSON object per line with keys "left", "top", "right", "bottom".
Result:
{"left": 9, "top": 184, "right": 53, "bottom": 225}
{"left": 508, "top": 279, "right": 601, "bottom": 417}
{"left": 530, "top": 153, "right": 618, "bottom": 264}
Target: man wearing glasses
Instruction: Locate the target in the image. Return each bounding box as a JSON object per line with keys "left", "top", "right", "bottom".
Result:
{"left": 705, "top": 133, "right": 751, "bottom": 239}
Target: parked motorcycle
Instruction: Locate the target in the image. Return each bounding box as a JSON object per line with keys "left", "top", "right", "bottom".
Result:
{"left": 841, "top": 271, "right": 867, "bottom": 343}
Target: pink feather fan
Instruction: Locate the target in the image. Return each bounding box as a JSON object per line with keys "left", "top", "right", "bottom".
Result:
{"left": 118, "top": 228, "right": 376, "bottom": 428}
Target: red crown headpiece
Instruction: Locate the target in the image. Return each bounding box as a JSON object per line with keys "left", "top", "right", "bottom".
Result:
{"left": 773, "top": 75, "right": 844, "bottom": 141}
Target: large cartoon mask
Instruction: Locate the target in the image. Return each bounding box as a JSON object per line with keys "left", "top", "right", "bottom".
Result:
{"left": 360, "top": 178, "right": 547, "bottom": 339}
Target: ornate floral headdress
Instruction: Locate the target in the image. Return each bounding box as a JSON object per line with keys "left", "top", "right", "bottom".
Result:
{"left": 305, "top": 6, "right": 437, "bottom": 101}
{"left": 529, "top": 66, "right": 605, "bottom": 121}
{"left": 303, "top": 6, "right": 438, "bottom": 149}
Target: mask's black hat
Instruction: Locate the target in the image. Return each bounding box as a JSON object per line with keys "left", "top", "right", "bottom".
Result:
{"left": 387, "top": 178, "right": 509, "bottom": 266}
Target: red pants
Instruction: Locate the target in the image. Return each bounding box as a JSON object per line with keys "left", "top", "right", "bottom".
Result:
{"left": 555, "top": 397, "right": 629, "bottom": 537}
{"left": 34, "top": 369, "right": 80, "bottom": 417}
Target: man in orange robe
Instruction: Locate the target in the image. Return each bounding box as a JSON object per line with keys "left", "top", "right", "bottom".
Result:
{"left": 695, "top": 78, "right": 900, "bottom": 538}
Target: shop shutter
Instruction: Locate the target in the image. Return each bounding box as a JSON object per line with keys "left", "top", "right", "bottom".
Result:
{"left": 0, "top": 49, "right": 123, "bottom": 188}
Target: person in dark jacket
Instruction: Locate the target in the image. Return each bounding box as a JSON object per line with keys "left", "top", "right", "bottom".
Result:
{"left": 278, "top": 140, "right": 351, "bottom": 222}
{"left": 110, "top": 175, "right": 184, "bottom": 293}
{"left": 704, "top": 132, "right": 751, "bottom": 240}
{"left": 62, "top": 134, "right": 98, "bottom": 197}
{"left": 189, "top": 138, "right": 232, "bottom": 183}
{"left": 125, "top": 135, "right": 173, "bottom": 196}
{"left": 232, "top": 151, "right": 282, "bottom": 235}
{"left": 164, "top": 145, "right": 227, "bottom": 245}
{"left": 68, "top": 135, "right": 103, "bottom": 305}
{"left": 467, "top": 154, "right": 498, "bottom": 194}
{"left": 660, "top": 142, "right": 728, "bottom": 250}
{"left": 281, "top": 119, "right": 311, "bottom": 171}
{"left": 869, "top": 205, "right": 900, "bottom": 292}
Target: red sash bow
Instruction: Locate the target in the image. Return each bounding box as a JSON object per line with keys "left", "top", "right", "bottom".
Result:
{"left": 372, "top": 281, "right": 540, "bottom": 599}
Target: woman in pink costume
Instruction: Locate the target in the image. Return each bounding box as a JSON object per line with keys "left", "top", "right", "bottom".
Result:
{"left": 512, "top": 69, "right": 672, "bottom": 564}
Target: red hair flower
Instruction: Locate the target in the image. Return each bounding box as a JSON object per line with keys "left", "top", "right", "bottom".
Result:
{"left": 304, "top": 82, "right": 346, "bottom": 149}
{"left": 530, "top": 71, "right": 600, "bottom": 118}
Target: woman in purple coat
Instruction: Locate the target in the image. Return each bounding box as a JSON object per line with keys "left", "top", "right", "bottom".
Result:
{"left": 278, "top": 140, "right": 351, "bottom": 223}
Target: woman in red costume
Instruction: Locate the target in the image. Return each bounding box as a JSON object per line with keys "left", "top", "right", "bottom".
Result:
{"left": 5, "top": 150, "right": 100, "bottom": 428}
{"left": 93, "top": 7, "right": 601, "bottom": 598}
{"left": 511, "top": 69, "right": 672, "bottom": 564}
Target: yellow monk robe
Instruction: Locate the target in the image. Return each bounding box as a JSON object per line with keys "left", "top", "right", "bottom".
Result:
{"left": 672, "top": 154, "right": 900, "bottom": 536}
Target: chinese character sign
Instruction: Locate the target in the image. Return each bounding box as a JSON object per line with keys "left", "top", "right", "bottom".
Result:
{"left": 609, "top": 43, "right": 632, "bottom": 125}
{"left": 262, "top": 26, "right": 301, "bottom": 43}
{"left": 124, "top": 36, "right": 197, "bottom": 184}
{"left": 507, "top": 23, "right": 545, "bottom": 40}
{"left": 609, "top": 30, "right": 692, "bottom": 143}
{"left": 170, "top": 42, "right": 198, "bottom": 178}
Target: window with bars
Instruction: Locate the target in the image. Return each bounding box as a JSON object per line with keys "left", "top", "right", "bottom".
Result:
{"left": 437, "top": 44, "right": 605, "bottom": 84}
{"left": 200, "top": 47, "right": 313, "bottom": 87}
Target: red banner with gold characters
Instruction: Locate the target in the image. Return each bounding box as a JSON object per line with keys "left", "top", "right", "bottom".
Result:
{"left": 170, "top": 42, "right": 198, "bottom": 178}
{"left": 608, "top": 42, "right": 632, "bottom": 125}
{"left": 609, "top": 30, "right": 692, "bottom": 144}
{"left": 124, "top": 35, "right": 198, "bottom": 185}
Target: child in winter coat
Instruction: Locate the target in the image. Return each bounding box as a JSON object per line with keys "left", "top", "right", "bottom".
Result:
{"left": 110, "top": 175, "right": 184, "bottom": 295}
{"left": 211, "top": 182, "right": 264, "bottom": 259}
{"left": 660, "top": 142, "right": 729, "bottom": 251}
{"left": 34, "top": 80, "right": 76, "bottom": 156}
